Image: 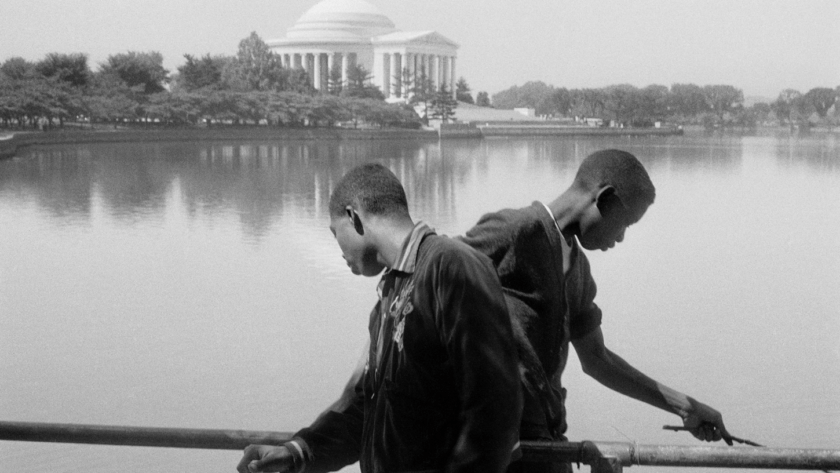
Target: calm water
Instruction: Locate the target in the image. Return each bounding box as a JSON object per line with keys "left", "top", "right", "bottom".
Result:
{"left": 1, "top": 132, "right": 838, "bottom": 473}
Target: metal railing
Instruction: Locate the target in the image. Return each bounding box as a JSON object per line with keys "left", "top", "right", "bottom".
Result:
{"left": 2, "top": 421, "right": 839, "bottom": 473}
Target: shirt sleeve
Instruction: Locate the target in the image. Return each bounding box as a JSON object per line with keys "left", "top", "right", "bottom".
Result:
{"left": 568, "top": 250, "right": 603, "bottom": 340}
{"left": 457, "top": 209, "right": 519, "bottom": 268}
{"left": 422, "top": 242, "right": 522, "bottom": 473}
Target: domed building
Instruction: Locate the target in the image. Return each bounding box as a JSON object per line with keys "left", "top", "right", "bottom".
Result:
{"left": 268, "top": 0, "right": 458, "bottom": 100}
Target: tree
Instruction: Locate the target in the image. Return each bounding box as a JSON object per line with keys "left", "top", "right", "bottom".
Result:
{"left": 492, "top": 81, "right": 555, "bottom": 113}
{"left": 569, "top": 88, "right": 605, "bottom": 118}
{"left": 342, "top": 64, "right": 384, "bottom": 100}
{"left": 223, "top": 32, "right": 294, "bottom": 92}
{"left": 1, "top": 57, "right": 36, "bottom": 80}
{"left": 702, "top": 84, "right": 743, "bottom": 123}
{"left": 101, "top": 51, "right": 169, "bottom": 94}
{"left": 543, "top": 88, "right": 571, "bottom": 117}
{"left": 602, "top": 84, "right": 638, "bottom": 125}
{"left": 406, "top": 66, "right": 435, "bottom": 122}
{"left": 84, "top": 71, "right": 142, "bottom": 125}
{"left": 430, "top": 83, "right": 458, "bottom": 123}
{"left": 803, "top": 87, "right": 836, "bottom": 119}
{"left": 176, "top": 54, "right": 226, "bottom": 91}
{"left": 344, "top": 97, "right": 374, "bottom": 128}
{"left": 286, "top": 68, "right": 313, "bottom": 94}
{"left": 308, "top": 93, "right": 350, "bottom": 126}
{"left": 399, "top": 67, "right": 414, "bottom": 101}
{"left": 35, "top": 53, "right": 91, "bottom": 87}
{"left": 455, "top": 77, "right": 473, "bottom": 104}
{"left": 328, "top": 62, "right": 343, "bottom": 95}
{"left": 772, "top": 89, "right": 802, "bottom": 125}
{"left": 634, "top": 84, "right": 669, "bottom": 124}
{"left": 669, "top": 83, "right": 707, "bottom": 118}
{"left": 475, "top": 91, "right": 490, "bottom": 107}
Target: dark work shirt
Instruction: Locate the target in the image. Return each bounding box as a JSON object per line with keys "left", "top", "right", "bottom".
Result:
{"left": 293, "top": 222, "right": 522, "bottom": 473}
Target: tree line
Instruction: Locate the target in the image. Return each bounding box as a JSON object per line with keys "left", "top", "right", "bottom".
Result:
{"left": 0, "top": 32, "right": 463, "bottom": 131}
{"left": 487, "top": 81, "right": 840, "bottom": 128}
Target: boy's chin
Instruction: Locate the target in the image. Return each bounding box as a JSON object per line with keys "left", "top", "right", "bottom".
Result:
{"left": 359, "top": 264, "right": 386, "bottom": 277}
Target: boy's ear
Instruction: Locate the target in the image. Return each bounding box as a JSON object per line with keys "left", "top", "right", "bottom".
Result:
{"left": 595, "top": 185, "right": 617, "bottom": 204}
{"left": 595, "top": 186, "right": 620, "bottom": 213}
{"left": 346, "top": 206, "right": 364, "bottom": 235}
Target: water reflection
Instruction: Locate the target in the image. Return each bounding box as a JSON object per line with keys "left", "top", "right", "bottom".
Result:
{"left": 3, "top": 140, "right": 480, "bottom": 241}
{"left": 3, "top": 133, "right": 836, "bottom": 238}
{"left": 774, "top": 133, "right": 840, "bottom": 172}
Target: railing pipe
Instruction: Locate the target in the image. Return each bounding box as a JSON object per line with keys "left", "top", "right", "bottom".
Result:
{"left": 0, "top": 421, "right": 291, "bottom": 450}
{"left": 2, "top": 421, "right": 840, "bottom": 471}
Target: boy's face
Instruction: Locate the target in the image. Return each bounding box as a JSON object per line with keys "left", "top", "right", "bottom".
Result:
{"left": 329, "top": 209, "right": 385, "bottom": 277}
{"left": 579, "top": 190, "right": 646, "bottom": 251}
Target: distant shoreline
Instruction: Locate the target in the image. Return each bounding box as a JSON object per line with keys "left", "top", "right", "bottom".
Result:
{"left": 1, "top": 127, "right": 438, "bottom": 159}
{"left": 3, "top": 124, "right": 832, "bottom": 160}
{"left": 0, "top": 125, "right": 677, "bottom": 158}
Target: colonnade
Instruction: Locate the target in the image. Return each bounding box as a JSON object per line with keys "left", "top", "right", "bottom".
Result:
{"left": 379, "top": 52, "right": 456, "bottom": 99}
{"left": 276, "top": 51, "right": 456, "bottom": 100}
{"left": 279, "top": 52, "right": 357, "bottom": 92}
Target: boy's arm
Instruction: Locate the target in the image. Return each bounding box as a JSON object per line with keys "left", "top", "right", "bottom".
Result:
{"left": 241, "top": 354, "right": 367, "bottom": 473}
{"left": 572, "top": 327, "right": 733, "bottom": 445}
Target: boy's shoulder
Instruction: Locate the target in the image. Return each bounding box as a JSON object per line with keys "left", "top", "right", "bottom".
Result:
{"left": 461, "top": 202, "right": 552, "bottom": 247}
{"left": 480, "top": 202, "right": 545, "bottom": 226}
{"left": 418, "top": 233, "right": 496, "bottom": 273}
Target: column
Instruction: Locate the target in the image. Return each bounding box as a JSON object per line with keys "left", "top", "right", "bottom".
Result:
{"left": 441, "top": 56, "right": 449, "bottom": 91}
{"left": 313, "top": 53, "right": 322, "bottom": 90}
{"left": 434, "top": 55, "right": 442, "bottom": 90}
{"left": 390, "top": 53, "right": 400, "bottom": 98}
{"left": 305, "top": 53, "right": 314, "bottom": 87}
{"left": 373, "top": 51, "right": 384, "bottom": 94}
{"left": 341, "top": 53, "right": 349, "bottom": 87}
{"left": 327, "top": 53, "right": 335, "bottom": 90}
{"left": 450, "top": 56, "right": 457, "bottom": 99}
{"left": 426, "top": 55, "right": 433, "bottom": 89}
{"left": 405, "top": 52, "right": 414, "bottom": 98}
{"left": 382, "top": 53, "right": 391, "bottom": 98}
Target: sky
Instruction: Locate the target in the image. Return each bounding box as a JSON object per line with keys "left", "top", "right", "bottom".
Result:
{"left": 1, "top": 0, "right": 838, "bottom": 100}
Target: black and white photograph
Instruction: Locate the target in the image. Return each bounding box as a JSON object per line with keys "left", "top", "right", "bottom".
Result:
{"left": 1, "top": 1, "right": 838, "bottom": 473}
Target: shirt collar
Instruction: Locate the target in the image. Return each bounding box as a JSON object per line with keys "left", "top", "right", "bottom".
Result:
{"left": 390, "top": 221, "right": 435, "bottom": 275}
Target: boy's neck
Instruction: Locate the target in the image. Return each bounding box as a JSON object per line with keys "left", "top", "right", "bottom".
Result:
{"left": 546, "top": 189, "right": 591, "bottom": 238}
{"left": 368, "top": 215, "right": 417, "bottom": 269}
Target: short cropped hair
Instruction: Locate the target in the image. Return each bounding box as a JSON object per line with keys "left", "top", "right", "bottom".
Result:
{"left": 329, "top": 163, "right": 409, "bottom": 217}
{"left": 574, "top": 149, "right": 655, "bottom": 219}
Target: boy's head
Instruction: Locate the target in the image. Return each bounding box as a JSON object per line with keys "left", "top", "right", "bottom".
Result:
{"left": 572, "top": 149, "right": 655, "bottom": 251}
{"left": 328, "top": 163, "right": 410, "bottom": 276}
{"left": 573, "top": 149, "right": 655, "bottom": 221}
{"left": 329, "top": 163, "right": 410, "bottom": 219}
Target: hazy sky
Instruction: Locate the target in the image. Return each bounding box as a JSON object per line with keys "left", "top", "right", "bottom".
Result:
{"left": 1, "top": 0, "right": 838, "bottom": 99}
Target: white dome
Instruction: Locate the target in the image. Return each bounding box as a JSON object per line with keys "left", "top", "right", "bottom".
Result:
{"left": 286, "top": 0, "right": 396, "bottom": 41}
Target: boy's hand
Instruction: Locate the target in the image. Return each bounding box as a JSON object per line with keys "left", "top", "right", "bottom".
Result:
{"left": 683, "top": 397, "right": 733, "bottom": 445}
{"left": 237, "top": 445, "right": 294, "bottom": 473}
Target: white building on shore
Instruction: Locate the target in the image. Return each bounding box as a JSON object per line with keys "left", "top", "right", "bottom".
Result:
{"left": 267, "top": 0, "right": 458, "bottom": 100}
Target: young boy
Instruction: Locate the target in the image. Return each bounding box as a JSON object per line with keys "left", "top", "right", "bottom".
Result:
{"left": 237, "top": 163, "right": 522, "bottom": 473}
{"left": 459, "top": 149, "right": 731, "bottom": 472}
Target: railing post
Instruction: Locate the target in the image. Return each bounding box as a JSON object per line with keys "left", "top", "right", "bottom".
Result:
{"left": 592, "top": 456, "right": 623, "bottom": 473}
{"left": 582, "top": 440, "right": 633, "bottom": 473}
